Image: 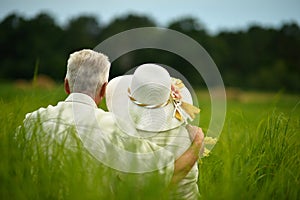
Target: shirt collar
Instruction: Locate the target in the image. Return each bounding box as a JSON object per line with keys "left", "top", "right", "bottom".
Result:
{"left": 65, "top": 93, "right": 98, "bottom": 108}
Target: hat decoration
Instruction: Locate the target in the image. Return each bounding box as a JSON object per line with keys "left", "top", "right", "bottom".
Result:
{"left": 128, "top": 77, "right": 200, "bottom": 123}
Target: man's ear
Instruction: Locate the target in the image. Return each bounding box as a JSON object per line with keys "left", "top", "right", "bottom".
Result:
{"left": 64, "top": 78, "right": 71, "bottom": 94}
{"left": 95, "top": 82, "right": 107, "bottom": 105}
{"left": 99, "top": 82, "right": 107, "bottom": 99}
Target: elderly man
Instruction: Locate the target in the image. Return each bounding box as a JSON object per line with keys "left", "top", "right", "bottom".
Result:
{"left": 20, "top": 49, "right": 204, "bottom": 198}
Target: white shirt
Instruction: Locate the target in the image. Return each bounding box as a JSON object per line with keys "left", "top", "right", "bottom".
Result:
{"left": 22, "top": 93, "right": 175, "bottom": 188}
{"left": 138, "top": 127, "right": 200, "bottom": 200}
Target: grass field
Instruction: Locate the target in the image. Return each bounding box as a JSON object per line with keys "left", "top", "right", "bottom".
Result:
{"left": 0, "top": 83, "right": 299, "bottom": 199}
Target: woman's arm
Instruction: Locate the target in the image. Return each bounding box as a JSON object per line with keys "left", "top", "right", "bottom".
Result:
{"left": 170, "top": 125, "right": 204, "bottom": 185}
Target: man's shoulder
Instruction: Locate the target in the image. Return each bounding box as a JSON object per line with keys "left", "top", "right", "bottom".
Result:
{"left": 24, "top": 101, "right": 69, "bottom": 121}
{"left": 94, "top": 109, "right": 126, "bottom": 134}
{"left": 25, "top": 105, "right": 52, "bottom": 119}
{"left": 96, "top": 109, "right": 115, "bottom": 122}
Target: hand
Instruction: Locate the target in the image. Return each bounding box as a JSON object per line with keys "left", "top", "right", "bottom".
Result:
{"left": 170, "top": 125, "right": 205, "bottom": 185}
{"left": 186, "top": 124, "right": 205, "bottom": 156}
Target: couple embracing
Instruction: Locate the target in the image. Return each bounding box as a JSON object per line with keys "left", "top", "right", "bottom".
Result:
{"left": 21, "top": 49, "right": 204, "bottom": 199}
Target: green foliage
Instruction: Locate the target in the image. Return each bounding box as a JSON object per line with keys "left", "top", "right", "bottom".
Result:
{"left": 200, "top": 110, "right": 300, "bottom": 199}
{"left": 0, "top": 85, "right": 299, "bottom": 199}
{"left": 0, "top": 85, "right": 167, "bottom": 199}
{"left": 0, "top": 13, "right": 299, "bottom": 92}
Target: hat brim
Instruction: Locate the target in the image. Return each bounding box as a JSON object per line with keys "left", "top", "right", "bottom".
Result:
{"left": 106, "top": 75, "right": 194, "bottom": 132}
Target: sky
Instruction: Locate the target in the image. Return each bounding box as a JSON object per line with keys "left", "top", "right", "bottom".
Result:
{"left": 1, "top": 0, "right": 300, "bottom": 34}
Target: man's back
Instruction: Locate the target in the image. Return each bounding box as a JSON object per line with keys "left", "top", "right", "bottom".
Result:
{"left": 18, "top": 93, "right": 114, "bottom": 199}
{"left": 20, "top": 93, "right": 176, "bottom": 198}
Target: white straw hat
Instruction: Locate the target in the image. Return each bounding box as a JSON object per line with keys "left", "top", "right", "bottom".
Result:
{"left": 106, "top": 64, "right": 199, "bottom": 133}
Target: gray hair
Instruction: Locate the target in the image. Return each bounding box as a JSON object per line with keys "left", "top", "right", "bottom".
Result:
{"left": 65, "top": 49, "right": 110, "bottom": 97}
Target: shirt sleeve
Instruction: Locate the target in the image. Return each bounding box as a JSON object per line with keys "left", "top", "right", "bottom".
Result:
{"left": 75, "top": 112, "right": 176, "bottom": 187}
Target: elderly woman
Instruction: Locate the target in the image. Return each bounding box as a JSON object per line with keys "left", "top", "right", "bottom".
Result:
{"left": 106, "top": 63, "right": 202, "bottom": 199}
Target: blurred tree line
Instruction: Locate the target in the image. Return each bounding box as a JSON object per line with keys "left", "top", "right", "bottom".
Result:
{"left": 0, "top": 12, "right": 299, "bottom": 92}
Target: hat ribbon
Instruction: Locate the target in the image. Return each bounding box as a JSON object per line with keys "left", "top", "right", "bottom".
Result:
{"left": 128, "top": 88, "right": 170, "bottom": 109}
{"left": 171, "top": 78, "right": 200, "bottom": 122}
{"left": 127, "top": 79, "right": 200, "bottom": 122}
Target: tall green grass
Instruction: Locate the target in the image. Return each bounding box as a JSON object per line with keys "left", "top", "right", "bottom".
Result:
{"left": 199, "top": 110, "right": 299, "bottom": 199}
{"left": 0, "top": 84, "right": 299, "bottom": 199}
